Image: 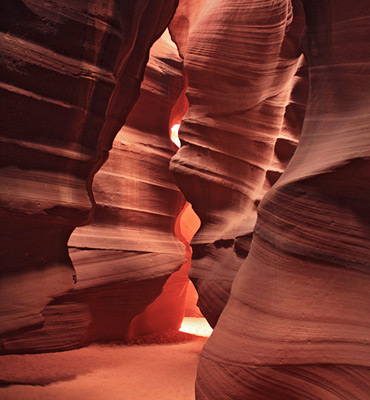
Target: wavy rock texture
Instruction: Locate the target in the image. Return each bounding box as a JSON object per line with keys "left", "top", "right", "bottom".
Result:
{"left": 68, "top": 30, "right": 190, "bottom": 344}
{"left": 169, "top": 0, "right": 307, "bottom": 327}
{"left": 196, "top": 0, "right": 370, "bottom": 398}
{"left": 0, "top": 29, "right": 190, "bottom": 353}
{"left": 0, "top": 0, "right": 178, "bottom": 348}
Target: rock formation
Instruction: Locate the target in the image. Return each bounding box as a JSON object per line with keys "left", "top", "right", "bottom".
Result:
{"left": 1, "top": 1, "right": 369, "bottom": 398}
{"left": 196, "top": 0, "right": 370, "bottom": 398}
{"left": 67, "top": 30, "right": 189, "bottom": 345}
{"left": 169, "top": 0, "right": 307, "bottom": 327}
{"left": 0, "top": 0, "right": 180, "bottom": 351}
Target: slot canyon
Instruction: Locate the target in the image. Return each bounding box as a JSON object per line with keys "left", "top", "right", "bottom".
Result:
{"left": 0, "top": 0, "right": 369, "bottom": 399}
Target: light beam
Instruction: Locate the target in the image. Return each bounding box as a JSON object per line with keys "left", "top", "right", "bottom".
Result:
{"left": 170, "top": 124, "right": 181, "bottom": 148}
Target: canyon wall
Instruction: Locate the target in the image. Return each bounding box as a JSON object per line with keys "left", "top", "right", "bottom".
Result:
{"left": 1, "top": 4, "right": 369, "bottom": 400}
{"left": 169, "top": 0, "right": 307, "bottom": 327}
{"left": 67, "top": 30, "right": 189, "bottom": 345}
{"left": 0, "top": 0, "right": 180, "bottom": 351}
{"left": 196, "top": 0, "right": 370, "bottom": 398}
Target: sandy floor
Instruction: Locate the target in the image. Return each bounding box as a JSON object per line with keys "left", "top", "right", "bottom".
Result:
{"left": 0, "top": 320, "right": 210, "bottom": 400}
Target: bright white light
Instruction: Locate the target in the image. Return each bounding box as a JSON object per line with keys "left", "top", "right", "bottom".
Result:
{"left": 170, "top": 124, "right": 181, "bottom": 148}
{"left": 179, "top": 317, "right": 213, "bottom": 337}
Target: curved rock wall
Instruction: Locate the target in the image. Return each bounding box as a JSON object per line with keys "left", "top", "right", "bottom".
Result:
{"left": 169, "top": 0, "right": 307, "bottom": 327}
{"left": 0, "top": 0, "right": 178, "bottom": 350}
{"left": 68, "top": 30, "right": 188, "bottom": 344}
{"left": 1, "top": 29, "right": 189, "bottom": 353}
{"left": 196, "top": 0, "right": 370, "bottom": 398}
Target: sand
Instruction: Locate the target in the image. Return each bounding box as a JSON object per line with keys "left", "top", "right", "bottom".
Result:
{"left": 0, "top": 325, "right": 209, "bottom": 400}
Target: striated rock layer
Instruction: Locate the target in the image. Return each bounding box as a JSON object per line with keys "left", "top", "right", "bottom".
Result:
{"left": 170, "top": 0, "right": 307, "bottom": 327}
{"left": 67, "top": 30, "right": 189, "bottom": 345}
{"left": 0, "top": 1, "right": 179, "bottom": 350}
{"left": 1, "top": 29, "right": 190, "bottom": 353}
{"left": 196, "top": 0, "right": 370, "bottom": 398}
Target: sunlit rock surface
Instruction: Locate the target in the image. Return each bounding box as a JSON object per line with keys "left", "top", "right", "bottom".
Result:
{"left": 1, "top": 5, "right": 369, "bottom": 400}
{"left": 169, "top": 0, "right": 307, "bottom": 327}
{"left": 0, "top": 1, "right": 179, "bottom": 352}
{"left": 196, "top": 0, "right": 370, "bottom": 398}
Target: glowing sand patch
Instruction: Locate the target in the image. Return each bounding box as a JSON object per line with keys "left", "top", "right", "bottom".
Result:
{"left": 179, "top": 317, "right": 213, "bottom": 337}
{"left": 170, "top": 124, "right": 181, "bottom": 147}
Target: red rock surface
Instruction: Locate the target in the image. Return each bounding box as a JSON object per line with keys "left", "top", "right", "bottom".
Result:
{"left": 0, "top": 1, "right": 179, "bottom": 351}
{"left": 69, "top": 29, "right": 189, "bottom": 339}
{"left": 196, "top": 0, "right": 370, "bottom": 398}
{"left": 1, "top": 2, "right": 369, "bottom": 399}
{"left": 169, "top": 0, "right": 307, "bottom": 327}
{"left": 1, "top": 29, "right": 192, "bottom": 352}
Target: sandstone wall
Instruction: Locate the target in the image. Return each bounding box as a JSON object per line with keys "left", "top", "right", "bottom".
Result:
{"left": 169, "top": 0, "right": 307, "bottom": 327}
{"left": 0, "top": 0, "right": 179, "bottom": 351}
{"left": 196, "top": 0, "right": 370, "bottom": 398}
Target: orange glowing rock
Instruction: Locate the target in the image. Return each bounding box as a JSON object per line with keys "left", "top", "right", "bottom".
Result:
{"left": 0, "top": 28, "right": 188, "bottom": 353}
